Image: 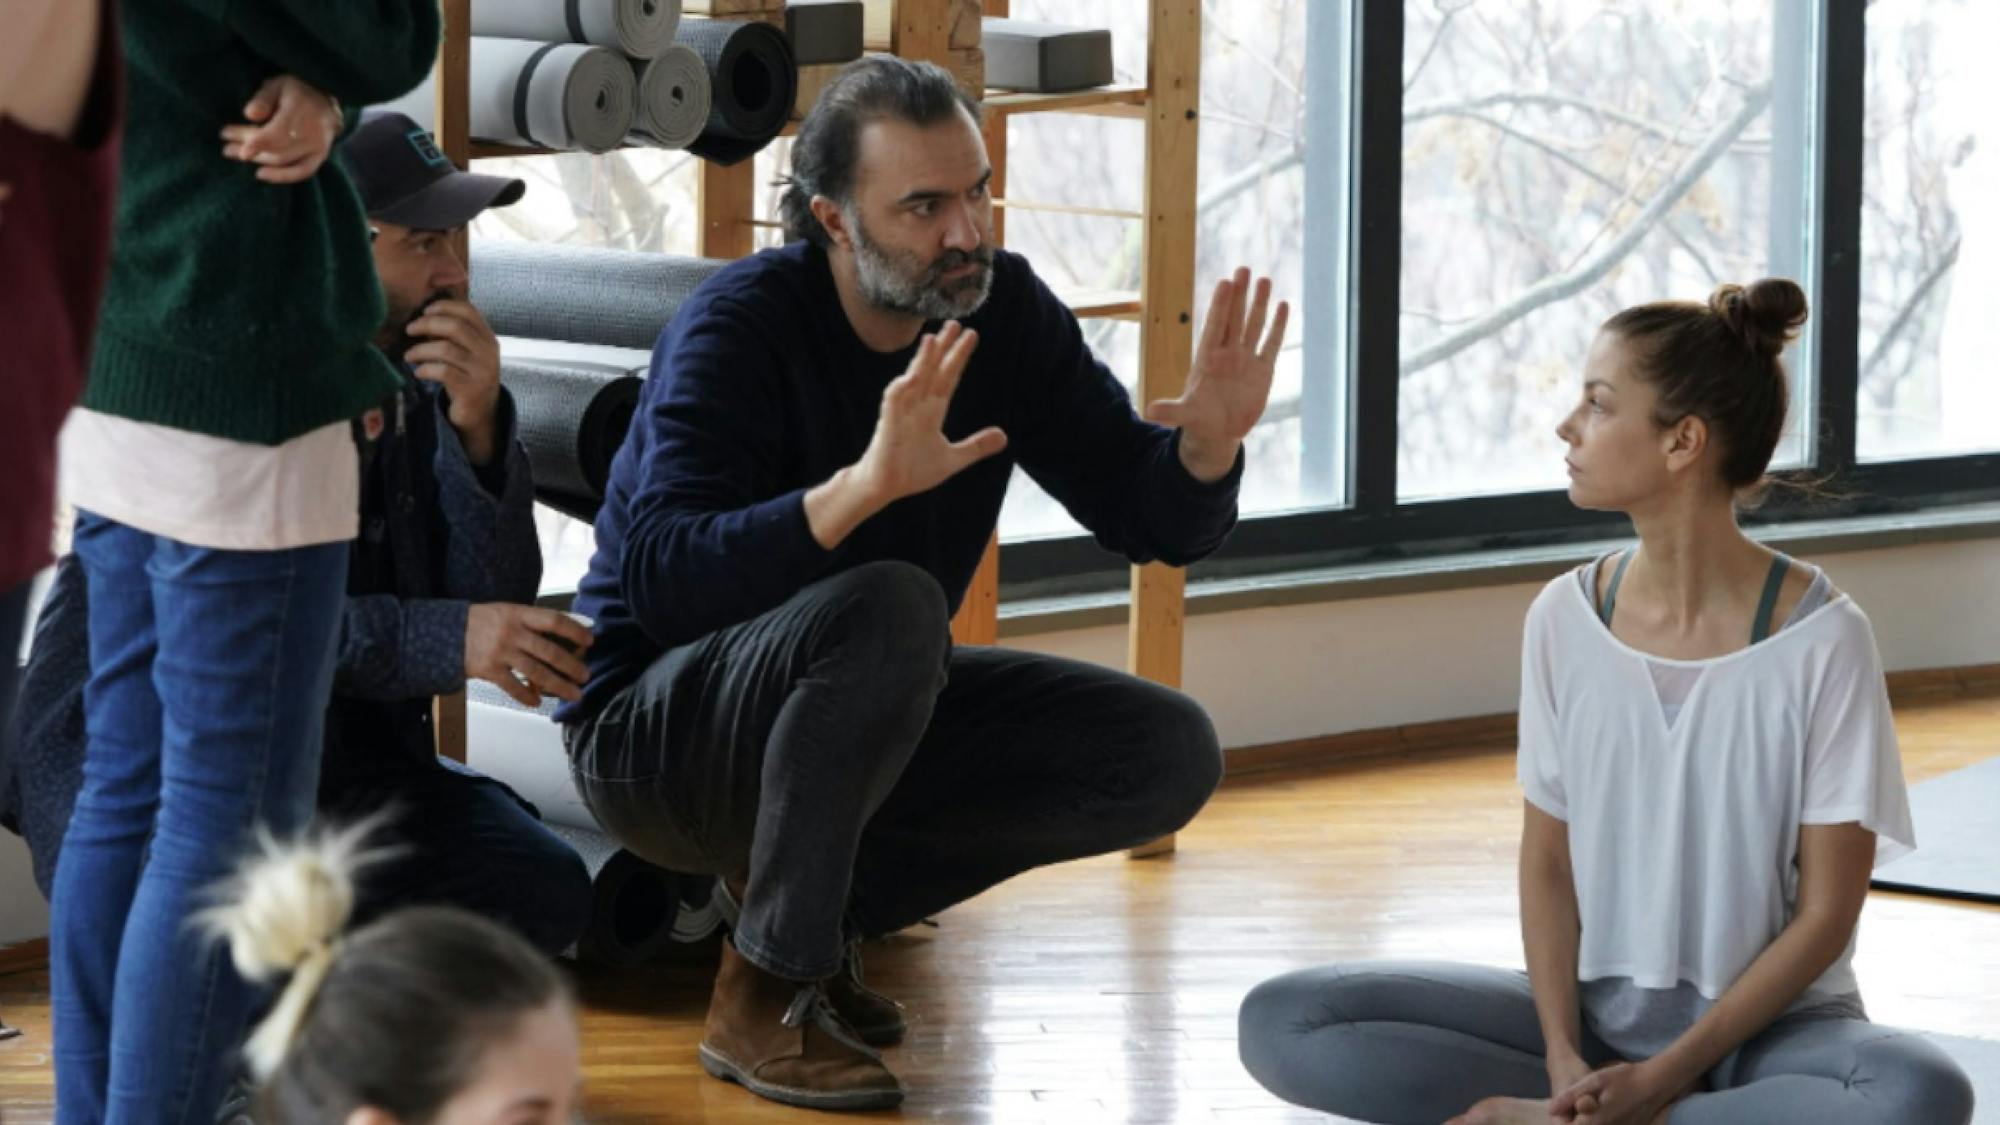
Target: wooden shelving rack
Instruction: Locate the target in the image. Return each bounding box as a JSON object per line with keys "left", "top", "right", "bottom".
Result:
{"left": 428, "top": 0, "right": 1202, "bottom": 855}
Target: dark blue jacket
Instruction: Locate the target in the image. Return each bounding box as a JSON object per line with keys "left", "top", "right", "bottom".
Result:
{"left": 2, "top": 374, "right": 539, "bottom": 893}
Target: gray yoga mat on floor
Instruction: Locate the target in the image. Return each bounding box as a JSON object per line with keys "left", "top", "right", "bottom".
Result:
{"left": 630, "top": 44, "right": 712, "bottom": 148}
{"left": 1872, "top": 754, "right": 2000, "bottom": 903}
{"left": 471, "top": 240, "right": 729, "bottom": 351}
{"left": 786, "top": 0, "right": 865, "bottom": 66}
{"left": 383, "top": 38, "right": 638, "bottom": 153}
{"left": 499, "top": 358, "right": 643, "bottom": 503}
{"left": 472, "top": 0, "right": 682, "bottom": 59}
{"left": 675, "top": 17, "right": 797, "bottom": 166}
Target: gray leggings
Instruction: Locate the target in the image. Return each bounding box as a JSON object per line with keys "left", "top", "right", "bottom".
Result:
{"left": 1238, "top": 962, "right": 1974, "bottom": 1125}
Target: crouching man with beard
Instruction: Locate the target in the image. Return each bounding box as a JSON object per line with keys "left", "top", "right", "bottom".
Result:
{"left": 556, "top": 57, "right": 1292, "bottom": 1110}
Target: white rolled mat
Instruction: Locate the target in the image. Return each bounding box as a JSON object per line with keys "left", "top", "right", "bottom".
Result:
{"left": 464, "top": 682, "right": 596, "bottom": 831}
{"left": 630, "top": 44, "right": 712, "bottom": 148}
{"left": 383, "top": 38, "right": 638, "bottom": 153}
{"left": 473, "top": 0, "right": 683, "bottom": 59}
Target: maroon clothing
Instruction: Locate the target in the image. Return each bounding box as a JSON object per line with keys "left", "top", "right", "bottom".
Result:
{"left": 0, "top": 3, "right": 122, "bottom": 589}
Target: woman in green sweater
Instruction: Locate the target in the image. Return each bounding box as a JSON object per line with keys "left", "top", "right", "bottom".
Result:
{"left": 48, "top": 3, "right": 439, "bottom": 1121}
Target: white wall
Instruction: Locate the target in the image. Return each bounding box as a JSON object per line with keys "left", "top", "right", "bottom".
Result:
{"left": 1012, "top": 536, "right": 2000, "bottom": 751}
{"left": 4, "top": 536, "right": 1996, "bottom": 946}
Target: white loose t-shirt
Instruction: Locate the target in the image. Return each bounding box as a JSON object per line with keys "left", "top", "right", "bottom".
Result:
{"left": 1516, "top": 566, "right": 1914, "bottom": 1015}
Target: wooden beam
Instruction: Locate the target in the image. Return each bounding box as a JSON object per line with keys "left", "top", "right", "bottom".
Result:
{"left": 948, "top": 0, "right": 1008, "bottom": 650}
{"left": 698, "top": 159, "right": 759, "bottom": 260}
{"left": 434, "top": 0, "right": 473, "bottom": 764}
{"left": 1129, "top": 0, "right": 1201, "bottom": 858}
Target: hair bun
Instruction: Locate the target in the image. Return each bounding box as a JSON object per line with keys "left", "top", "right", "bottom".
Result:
{"left": 1709, "top": 278, "right": 1808, "bottom": 358}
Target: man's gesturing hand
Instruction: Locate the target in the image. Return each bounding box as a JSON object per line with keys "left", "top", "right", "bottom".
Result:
{"left": 804, "top": 321, "right": 1007, "bottom": 550}
{"left": 1145, "top": 268, "right": 1290, "bottom": 482}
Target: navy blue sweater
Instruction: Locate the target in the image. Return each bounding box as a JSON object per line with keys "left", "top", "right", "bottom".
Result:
{"left": 559, "top": 241, "right": 1243, "bottom": 723}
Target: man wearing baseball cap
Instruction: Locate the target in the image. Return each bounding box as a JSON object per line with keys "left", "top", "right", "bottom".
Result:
{"left": 7, "top": 112, "right": 596, "bottom": 963}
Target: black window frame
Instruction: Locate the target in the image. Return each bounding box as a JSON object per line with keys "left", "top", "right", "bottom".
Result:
{"left": 995, "top": 0, "right": 2000, "bottom": 604}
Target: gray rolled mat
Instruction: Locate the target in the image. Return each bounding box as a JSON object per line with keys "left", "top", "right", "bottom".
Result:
{"left": 500, "top": 358, "right": 643, "bottom": 501}
{"left": 473, "top": 0, "right": 683, "bottom": 59}
{"left": 675, "top": 17, "right": 798, "bottom": 166}
{"left": 471, "top": 240, "right": 731, "bottom": 351}
{"left": 630, "top": 43, "right": 713, "bottom": 148}
{"left": 383, "top": 38, "right": 637, "bottom": 153}
{"left": 786, "top": 0, "right": 865, "bottom": 66}
{"left": 548, "top": 823, "right": 685, "bottom": 967}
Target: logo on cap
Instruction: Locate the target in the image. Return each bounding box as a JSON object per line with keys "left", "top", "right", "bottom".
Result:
{"left": 406, "top": 129, "right": 451, "bottom": 168}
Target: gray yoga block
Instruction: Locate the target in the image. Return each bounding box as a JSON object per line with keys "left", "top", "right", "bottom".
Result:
{"left": 787, "top": 0, "right": 864, "bottom": 66}
{"left": 982, "top": 17, "right": 1114, "bottom": 93}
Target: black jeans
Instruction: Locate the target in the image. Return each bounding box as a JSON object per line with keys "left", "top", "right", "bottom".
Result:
{"left": 566, "top": 561, "right": 1224, "bottom": 980}
{"left": 319, "top": 759, "right": 595, "bottom": 958}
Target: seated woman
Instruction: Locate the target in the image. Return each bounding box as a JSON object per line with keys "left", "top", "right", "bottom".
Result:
{"left": 202, "top": 822, "right": 583, "bottom": 1125}
{"left": 1237, "top": 279, "right": 1975, "bottom": 1125}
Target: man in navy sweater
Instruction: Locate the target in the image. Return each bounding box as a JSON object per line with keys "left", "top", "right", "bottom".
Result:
{"left": 561, "top": 57, "right": 1289, "bottom": 1110}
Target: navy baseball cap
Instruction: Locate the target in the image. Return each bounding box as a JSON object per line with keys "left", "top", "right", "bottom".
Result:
{"left": 339, "top": 110, "right": 525, "bottom": 229}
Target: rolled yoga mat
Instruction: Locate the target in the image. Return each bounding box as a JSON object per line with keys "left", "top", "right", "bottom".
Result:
{"left": 630, "top": 43, "right": 713, "bottom": 148}
{"left": 472, "top": 240, "right": 731, "bottom": 352}
{"left": 675, "top": 17, "right": 798, "bottom": 166}
{"left": 471, "top": 0, "right": 683, "bottom": 59}
{"left": 549, "top": 823, "right": 686, "bottom": 967}
{"left": 384, "top": 38, "right": 638, "bottom": 153}
{"left": 465, "top": 682, "right": 727, "bottom": 962}
{"left": 500, "top": 358, "right": 643, "bottom": 503}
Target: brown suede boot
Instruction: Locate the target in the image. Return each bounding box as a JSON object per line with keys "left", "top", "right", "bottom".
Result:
{"left": 826, "top": 940, "right": 907, "bottom": 1047}
{"left": 713, "top": 877, "right": 908, "bottom": 1048}
{"left": 698, "top": 939, "right": 905, "bottom": 1111}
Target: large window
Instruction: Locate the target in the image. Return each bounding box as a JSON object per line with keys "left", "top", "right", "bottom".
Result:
{"left": 1398, "top": 2, "right": 1817, "bottom": 499}
{"left": 1857, "top": 0, "right": 1993, "bottom": 462}
{"left": 485, "top": 2, "right": 2000, "bottom": 601}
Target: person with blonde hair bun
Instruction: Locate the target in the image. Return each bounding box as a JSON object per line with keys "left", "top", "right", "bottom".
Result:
{"left": 201, "top": 823, "right": 582, "bottom": 1125}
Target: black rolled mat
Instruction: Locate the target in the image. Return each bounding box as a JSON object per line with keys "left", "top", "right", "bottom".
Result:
{"left": 675, "top": 17, "right": 798, "bottom": 166}
{"left": 548, "top": 823, "right": 686, "bottom": 968}
{"left": 472, "top": 240, "right": 730, "bottom": 352}
{"left": 501, "top": 359, "right": 643, "bottom": 503}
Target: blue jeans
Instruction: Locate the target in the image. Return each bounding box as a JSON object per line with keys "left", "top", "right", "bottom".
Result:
{"left": 51, "top": 513, "right": 348, "bottom": 1125}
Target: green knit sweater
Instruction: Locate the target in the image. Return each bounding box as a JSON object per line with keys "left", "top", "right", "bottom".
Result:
{"left": 84, "top": 0, "right": 441, "bottom": 445}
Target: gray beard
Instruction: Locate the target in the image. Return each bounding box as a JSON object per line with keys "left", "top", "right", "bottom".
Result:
{"left": 850, "top": 221, "right": 993, "bottom": 322}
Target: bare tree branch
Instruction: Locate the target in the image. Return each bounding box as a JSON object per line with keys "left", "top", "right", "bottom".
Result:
{"left": 1406, "top": 90, "right": 1682, "bottom": 144}
{"left": 1400, "top": 83, "right": 1771, "bottom": 377}
{"left": 1861, "top": 230, "right": 1962, "bottom": 379}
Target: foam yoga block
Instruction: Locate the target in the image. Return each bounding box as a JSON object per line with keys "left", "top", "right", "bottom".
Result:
{"left": 499, "top": 359, "right": 643, "bottom": 503}
{"left": 471, "top": 0, "right": 683, "bottom": 59}
{"left": 385, "top": 38, "right": 638, "bottom": 152}
{"left": 786, "top": 0, "right": 864, "bottom": 66}
{"left": 471, "top": 240, "right": 731, "bottom": 352}
{"left": 630, "top": 43, "right": 713, "bottom": 147}
{"left": 982, "top": 17, "right": 1114, "bottom": 93}
{"left": 674, "top": 17, "right": 798, "bottom": 165}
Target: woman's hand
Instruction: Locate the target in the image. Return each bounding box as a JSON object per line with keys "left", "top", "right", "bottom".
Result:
{"left": 219, "top": 74, "right": 342, "bottom": 184}
{"left": 1551, "top": 1060, "right": 1684, "bottom": 1125}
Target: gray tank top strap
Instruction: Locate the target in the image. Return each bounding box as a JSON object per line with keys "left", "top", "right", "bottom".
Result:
{"left": 1600, "top": 550, "right": 1633, "bottom": 626}
{"left": 1751, "top": 554, "right": 1793, "bottom": 644}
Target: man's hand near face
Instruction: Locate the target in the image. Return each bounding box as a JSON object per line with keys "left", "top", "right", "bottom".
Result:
{"left": 405, "top": 298, "right": 504, "bottom": 466}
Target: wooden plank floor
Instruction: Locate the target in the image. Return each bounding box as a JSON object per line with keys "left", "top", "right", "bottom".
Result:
{"left": 4, "top": 687, "right": 1997, "bottom": 1123}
